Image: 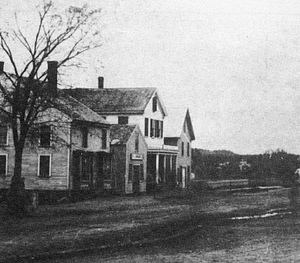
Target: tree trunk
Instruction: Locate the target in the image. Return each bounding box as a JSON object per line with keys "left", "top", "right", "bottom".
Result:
{"left": 7, "top": 146, "right": 26, "bottom": 215}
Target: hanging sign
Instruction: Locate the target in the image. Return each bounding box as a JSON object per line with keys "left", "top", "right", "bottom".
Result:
{"left": 131, "top": 154, "right": 143, "bottom": 160}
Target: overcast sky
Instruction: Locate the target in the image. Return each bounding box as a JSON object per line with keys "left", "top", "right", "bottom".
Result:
{"left": 2, "top": 0, "right": 300, "bottom": 154}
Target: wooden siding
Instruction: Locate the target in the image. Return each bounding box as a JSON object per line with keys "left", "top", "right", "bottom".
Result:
{"left": 111, "top": 145, "right": 126, "bottom": 193}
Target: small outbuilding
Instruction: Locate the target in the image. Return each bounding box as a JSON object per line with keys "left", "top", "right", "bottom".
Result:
{"left": 110, "top": 124, "right": 147, "bottom": 194}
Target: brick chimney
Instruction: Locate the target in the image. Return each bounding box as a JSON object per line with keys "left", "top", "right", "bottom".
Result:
{"left": 98, "top": 76, "right": 104, "bottom": 89}
{"left": 47, "top": 61, "right": 58, "bottom": 96}
{"left": 0, "top": 62, "right": 4, "bottom": 73}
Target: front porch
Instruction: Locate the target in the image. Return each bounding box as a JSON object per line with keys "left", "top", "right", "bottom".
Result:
{"left": 147, "top": 145, "right": 178, "bottom": 188}
{"left": 71, "top": 150, "right": 112, "bottom": 192}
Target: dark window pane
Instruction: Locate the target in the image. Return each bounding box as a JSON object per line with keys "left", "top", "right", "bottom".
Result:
{"left": 82, "top": 127, "right": 88, "bottom": 148}
{"left": 152, "top": 97, "right": 157, "bottom": 112}
{"left": 135, "top": 132, "right": 139, "bottom": 152}
{"left": 118, "top": 116, "right": 128, "bottom": 125}
{"left": 0, "top": 125, "right": 7, "bottom": 145}
{"left": 0, "top": 155, "right": 6, "bottom": 175}
{"left": 102, "top": 129, "right": 107, "bottom": 149}
{"left": 155, "top": 120, "right": 159, "bottom": 138}
{"left": 144, "top": 118, "right": 149, "bottom": 137}
{"left": 40, "top": 125, "right": 51, "bottom": 146}
{"left": 182, "top": 142, "right": 184, "bottom": 156}
{"left": 150, "top": 119, "right": 154, "bottom": 137}
{"left": 39, "top": 155, "right": 50, "bottom": 177}
{"left": 140, "top": 164, "right": 144, "bottom": 181}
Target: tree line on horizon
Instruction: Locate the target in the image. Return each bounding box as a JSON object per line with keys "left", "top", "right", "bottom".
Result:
{"left": 192, "top": 148, "right": 299, "bottom": 186}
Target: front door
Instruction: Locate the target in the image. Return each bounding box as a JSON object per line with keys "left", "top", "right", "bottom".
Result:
{"left": 72, "top": 151, "right": 94, "bottom": 190}
{"left": 133, "top": 165, "right": 140, "bottom": 194}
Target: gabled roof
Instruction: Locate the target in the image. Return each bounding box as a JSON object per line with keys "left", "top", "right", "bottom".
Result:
{"left": 62, "top": 88, "right": 167, "bottom": 116}
{"left": 0, "top": 73, "right": 109, "bottom": 126}
{"left": 54, "top": 91, "right": 110, "bottom": 125}
{"left": 110, "top": 124, "right": 137, "bottom": 145}
{"left": 164, "top": 107, "right": 195, "bottom": 141}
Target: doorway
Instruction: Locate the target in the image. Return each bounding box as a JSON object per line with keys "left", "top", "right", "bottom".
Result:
{"left": 132, "top": 165, "right": 140, "bottom": 194}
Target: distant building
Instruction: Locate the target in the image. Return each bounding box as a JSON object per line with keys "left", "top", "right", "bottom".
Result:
{"left": 239, "top": 159, "right": 251, "bottom": 171}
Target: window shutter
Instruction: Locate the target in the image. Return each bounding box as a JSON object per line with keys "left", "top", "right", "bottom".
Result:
{"left": 0, "top": 155, "right": 6, "bottom": 175}
{"left": 0, "top": 125, "right": 7, "bottom": 145}
{"left": 150, "top": 119, "right": 153, "bottom": 137}
{"left": 144, "top": 118, "right": 149, "bottom": 137}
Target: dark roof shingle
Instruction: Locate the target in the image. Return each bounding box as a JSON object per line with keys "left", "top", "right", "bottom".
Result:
{"left": 55, "top": 91, "right": 109, "bottom": 125}
{"left": 62, "top": 88, "right": 157, "bottom": 114}
{"left": 110, "top": 124, "right": 137, "bottom": 144}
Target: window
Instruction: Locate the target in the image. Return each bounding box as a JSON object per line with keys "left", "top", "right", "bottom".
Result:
{"left": 152, "top": 96, "right": 157, "bottom": 112}
{"left": 39, "top": 155, "right": 51, "bottom": 178}
{"left": 144, "top": 118, "right": 149, "bottom": 137}
{"left": 187, "top": 142, "right": 190, "bottom": 156}
{"left": 40, "top": 125, "right": 51, "bottom": 147}
{"left": 150, "top": 119, "right": 154, "bottom": 137}
{"left": 0, "top": 125, "right": 7, "bottom": 145}
{"left": 155, "top": 120, "right": 159, "bottom": 137}
{"left": 102, "top": 129, "right": 107, "bottom": 149}
{"left": 82, "top": 127, "right": 88, "bottom": 148}
{"left": 0, "top": 155, "right": 7, "bottom": 175}
{"left": 181, "top": 142, "right": 184, "bottom": 156}
{"left": 149, "top": 119, "right": 163, "bottom": 138}
{"left": 118, "top": 116, "right": 128, "bottom": 125}
{"left": 135, "top": 132, "right": 139, "bottom": 152}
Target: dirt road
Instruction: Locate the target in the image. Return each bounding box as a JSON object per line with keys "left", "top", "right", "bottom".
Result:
{"left": 42, "top": 213, "right": 300, "bottom": 263}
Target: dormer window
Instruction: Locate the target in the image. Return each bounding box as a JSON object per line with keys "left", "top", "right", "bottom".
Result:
{"left": 118, "top": 116, "right": 128, "bottom": 125}
{"left": 0, "top": 124, "right": 8, "bottom": 145}
{"left": 152, "top": 96, "right": 157, "bottom": 112}
{"left": 40, "top": 125, "right": 51, "bottom": 147}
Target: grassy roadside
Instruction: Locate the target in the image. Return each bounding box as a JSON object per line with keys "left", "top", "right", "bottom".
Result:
{"left": 0, "top": 187, "right": 291, "bottom": 262}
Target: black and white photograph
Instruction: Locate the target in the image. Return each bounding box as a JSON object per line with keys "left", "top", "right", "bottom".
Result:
{"left": 1, "top": 0, "right": 300, "bottom": 262}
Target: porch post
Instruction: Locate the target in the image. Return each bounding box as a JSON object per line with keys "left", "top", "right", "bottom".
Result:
{"left": 163, "top": 155, "right": 166, "bottom": 183}
{"left": 156, "top": 154, "right": 159, "bottom": 183}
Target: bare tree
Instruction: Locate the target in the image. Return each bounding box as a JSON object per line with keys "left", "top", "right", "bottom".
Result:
{"left": 0, "top": 0, "right": 102, "bottom": 214}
